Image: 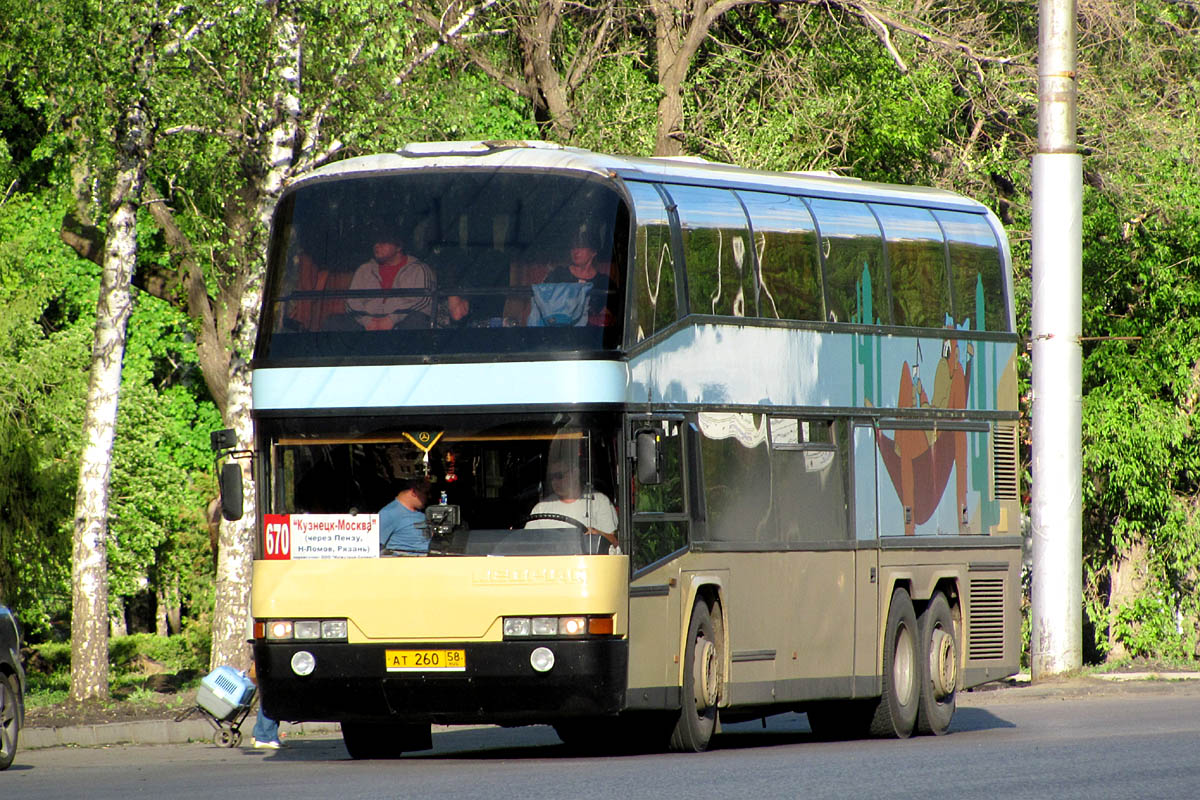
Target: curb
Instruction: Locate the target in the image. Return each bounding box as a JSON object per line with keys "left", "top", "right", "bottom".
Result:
{"left": 21, "top": 672, "right": 1200, "bottom": 750}
{"left": 21, "top": 719, "right": 340, "bottom": 751}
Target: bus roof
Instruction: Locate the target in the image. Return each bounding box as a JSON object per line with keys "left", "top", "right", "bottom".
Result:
{"left": 292, "top": 141, "right": 989, "bottom": 213}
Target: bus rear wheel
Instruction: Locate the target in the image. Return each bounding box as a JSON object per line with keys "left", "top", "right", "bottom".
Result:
{"left": 915, "top": 591, "right": 958, "bottom": 735}
{"left": 869, "top": 587, "right": 919, "bottom": 738}
{"left": 341, "top": 721, "right": 431, "bottom": 759}
{"left": 669, "top": 598, "right": 722, "bottom": 753}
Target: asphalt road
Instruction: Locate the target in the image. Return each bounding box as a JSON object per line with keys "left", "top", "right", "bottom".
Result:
{"left": 7, "top": 681, "right": 1200, "bottom": 800}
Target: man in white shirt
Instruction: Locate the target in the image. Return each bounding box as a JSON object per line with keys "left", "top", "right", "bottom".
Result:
{"left": 525, "top": 462, "right": 619, "bottom": 554}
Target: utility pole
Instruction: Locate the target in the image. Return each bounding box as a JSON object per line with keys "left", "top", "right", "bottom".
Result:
{"left": 1030, "top": 0, "right": 1083, "bottom": 678}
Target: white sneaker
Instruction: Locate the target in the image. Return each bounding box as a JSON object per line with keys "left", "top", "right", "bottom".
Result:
{"left": 253, "top": 738, "right": 283, "bottom": 749}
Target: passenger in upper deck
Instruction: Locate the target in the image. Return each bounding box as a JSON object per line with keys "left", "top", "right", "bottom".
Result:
{"left": 346, "top": 226, "right": 435, "bottom": 330}
{"left": 529, "top": 226, "right": 615, "bottom": 327}
{"left": 434, "top": 214, "right": 513, "bottom": 328}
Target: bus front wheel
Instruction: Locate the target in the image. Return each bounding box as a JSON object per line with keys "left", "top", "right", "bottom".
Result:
{"left": 341, "top": 721, "right": 431, "bottom": 759}
{"left": 869, "top": 587, "right": 919, "bottom": 738}
{"left": 669, "top": 599, "right": 722, "bottom": 752}
{"left": 915, "top": 591, "right": 958, "bottom": 735}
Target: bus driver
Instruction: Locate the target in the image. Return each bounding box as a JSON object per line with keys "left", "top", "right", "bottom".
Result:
{"left": 525, "top": 460, "right": 619, "bottom": 554}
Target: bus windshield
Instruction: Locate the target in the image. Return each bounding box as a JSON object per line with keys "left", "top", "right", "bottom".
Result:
{"left": 258, "top": 170, "right": 629, "bottom": 361}
{"left": 262, "top": 413, "right": 622, "bottom": 558}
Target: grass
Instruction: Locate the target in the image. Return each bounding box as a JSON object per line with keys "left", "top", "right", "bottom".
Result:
{"left": 1085, "top": 655, "right": 1200, "bottom": 675}
{"left": 23, "top": 629, "right": 210, "bottom": 709}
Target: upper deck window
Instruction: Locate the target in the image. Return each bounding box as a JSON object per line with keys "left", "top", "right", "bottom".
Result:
{"left": 258, "top": 170, "right": 628, "bottom": 361}
{"left": 874, "top": 204, "right": 951, "bottom": 329}
{"left": 808, "top": 198, "right": 888, "bottom": 325}
{"left": 933, "top": 210, "right": 1009, "bottom": 332}
{"left": 736, "top": 191, "right": 823, "bottom": 322}
{"left": 664, "top": 185, "right": 755, "bottom": 317}
{"left": 628, "top": 182, "right": 679, "bottom": 341}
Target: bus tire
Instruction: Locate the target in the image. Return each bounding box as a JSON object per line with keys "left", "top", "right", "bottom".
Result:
{"left": 669, "top": 599, "right": 722, "bottom": 752}
{"left": 869, "top": 587, "right": 919, "bottom": 738}
{"left": 341, "top": 721, "right": 431, "bottom": 759}
{"left": 915, "top": 591, "right": 958, "bottom": 735}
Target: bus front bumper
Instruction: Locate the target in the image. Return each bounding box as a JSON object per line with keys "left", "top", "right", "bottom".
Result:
{"left": 253, "top": 638, "right": 628, "bottom": 725}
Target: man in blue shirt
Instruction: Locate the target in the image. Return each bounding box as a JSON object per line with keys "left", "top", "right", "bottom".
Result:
{"left": 379, "top": 478, "right": 433, "bottom": 555}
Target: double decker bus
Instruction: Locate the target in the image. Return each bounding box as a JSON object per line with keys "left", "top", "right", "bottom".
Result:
{"left": 237, "top": 141, "right": 1021, "bottom": 757}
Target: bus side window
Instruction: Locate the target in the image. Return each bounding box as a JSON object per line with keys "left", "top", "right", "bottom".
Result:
{"left": 874, "top": 204, "right": 951, "bottom": 330}
{"left": 769, "top": 418, "right": 851, "bottom": 543}
{"left": 631, "top": 419, "right": 687, "bottom": 571}
{"left": 737, "top": 191, "right": 823, "bottom": 323}
{"left": 664, "top": 185, "right": 754, "bottom": 318}
{"left": 696, "top": 412, "right": 777, "bottom": 544}
{"left": 628, "top": 182, "right": 678, "bottom": 341}
{"left": 933, "top": 210, "right": 1009, "bottom": 333}
{"left": 809, "top": 198, "right": 888, "bottom": 325}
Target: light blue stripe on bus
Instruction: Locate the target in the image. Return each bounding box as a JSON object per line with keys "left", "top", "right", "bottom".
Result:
{"left": 628, "top": 324, "right": 1019, "bottom": 411}
{"left": 253, "top": 361, "right": 630, "bottom": 410}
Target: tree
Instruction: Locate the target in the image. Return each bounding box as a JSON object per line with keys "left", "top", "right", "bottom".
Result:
{"left": 66, "top": 0, "right": 190, "bottom": 701}
{"left": 412, "top": 0, "right": 628, "bottom": 143}
{"left": 59, "top": 0, "right": 517, "bottom": 669}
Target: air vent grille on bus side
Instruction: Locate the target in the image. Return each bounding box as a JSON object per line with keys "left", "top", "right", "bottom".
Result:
{"left": 992, "top": 423, "right": 1019, "bottom": 501}
{"left": 968, "top": 578, "right": 1006, "bottom": 660}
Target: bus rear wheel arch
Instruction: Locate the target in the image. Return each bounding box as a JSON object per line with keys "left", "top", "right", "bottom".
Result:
{"left": 669, "top": 596, "right": 724, "bottom": 752}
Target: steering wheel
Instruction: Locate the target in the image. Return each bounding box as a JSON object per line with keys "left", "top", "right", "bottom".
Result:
{"left": 524, "top": 512, "right": 588, "bottom": 531}
{"left": 522, "top": 512, "right": 606, "bottom": 555}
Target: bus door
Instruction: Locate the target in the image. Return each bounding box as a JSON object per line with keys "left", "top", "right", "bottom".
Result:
{"left": 625, "top": 417, "right": 690, "bottom": 710}
{"left": 852, "top": 422, "right": 881, "bottom": 694}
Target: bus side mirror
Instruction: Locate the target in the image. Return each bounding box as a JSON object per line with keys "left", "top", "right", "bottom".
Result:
{"left": 210, "top": 428, "right": 237, "bottom": 452}
{"left": 219, "top": 461, "right": 244, "bottom": 521}
{"left": 635, "top": 429, "right": 663, "bottom": 486}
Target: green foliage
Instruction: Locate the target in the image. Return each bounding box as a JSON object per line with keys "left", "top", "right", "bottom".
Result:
{"left": 1078, "top": 143, "right": 1200, "bottom": 659}
{"left": 0, "top": 0, "right": 1195, "bottom": 666}
{"left": 572, "top": 56, "right": 659, "bottom": 155}
{"left": 25, "top": 629, "right": 211, "bottom": 700}
{"left": 0, "top": 192, "right": 92, "bottom": 628}
{"left": 108, "top": 630, "right": 212, "bottom": 675}
{"left": 1112, "top": 593, "right": 1195, "bottom": 661}
{"left": 0, "top": 188, "right": 219, "bottom": 637}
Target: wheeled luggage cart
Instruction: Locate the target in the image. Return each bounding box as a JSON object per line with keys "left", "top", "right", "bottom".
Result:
{"left": 174, "top": 665, "right": 257, "bottom": 747}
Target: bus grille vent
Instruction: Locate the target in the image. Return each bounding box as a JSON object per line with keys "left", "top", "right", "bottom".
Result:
{"left": 968, "top": 578, "right": 1006, "bottom": 660}
{"left": 992, "top": 423, "right": 1019, "bottom": 501}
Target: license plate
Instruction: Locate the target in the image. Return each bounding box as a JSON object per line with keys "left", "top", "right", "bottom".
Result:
{"left": 385, "top": 649, "right": 466, "bottom": 672}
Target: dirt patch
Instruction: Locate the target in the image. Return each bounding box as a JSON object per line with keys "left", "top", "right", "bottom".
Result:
{"left": 24, "top": 689, "right": 199, "bottom": 729}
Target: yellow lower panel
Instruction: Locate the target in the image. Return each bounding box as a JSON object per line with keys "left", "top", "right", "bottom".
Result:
{"left": 252, "top": 555, "right": 629, "bottom": 642}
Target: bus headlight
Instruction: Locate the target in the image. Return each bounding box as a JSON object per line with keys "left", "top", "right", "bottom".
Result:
{"left": 291, "top": 650, "right": 316, "bottom": 676}
{"left": 530, "top": 646, "right": 555, "bottom": 673}
{"left": 268, "top": 620, "right": 293, "bottom": 640}
{"left": 294, "top": 620, "right": 321, "bottom": 640}
{"left": 321, "top": 620, "right": 348, "bottom": 639}
{"left": 502, "top": 615, "right": 614, "bottom": 639}
{"left": 504, "top": 617, "right": 532, "bottom": 636}
{"left": 260, "top": 618, "right": 348, "bottom": 641}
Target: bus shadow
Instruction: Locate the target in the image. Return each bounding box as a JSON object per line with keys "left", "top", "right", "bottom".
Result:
{"left": 265, "top": 707, "right": 1016, "bottom": 763}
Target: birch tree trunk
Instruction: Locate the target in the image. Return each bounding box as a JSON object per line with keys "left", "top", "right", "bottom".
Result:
{"left": 209, "top": 6, "right": 301, "bottom": 671}
{"left": 69, "top": 109, "right": 147, "bottom": 702}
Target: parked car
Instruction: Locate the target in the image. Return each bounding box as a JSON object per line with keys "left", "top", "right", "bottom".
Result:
{"left": 0, "top": 604, "right": 24, "bottom": 770}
